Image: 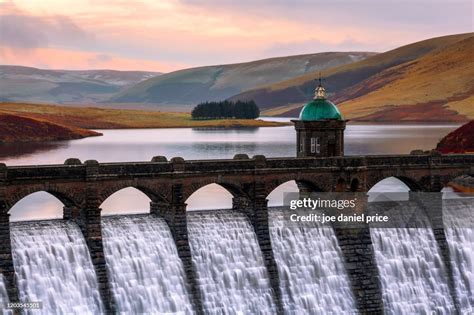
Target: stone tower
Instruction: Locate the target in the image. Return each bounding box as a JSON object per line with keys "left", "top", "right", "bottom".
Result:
{"left": 292, "top": 78, "right": 346, "bottom": 157}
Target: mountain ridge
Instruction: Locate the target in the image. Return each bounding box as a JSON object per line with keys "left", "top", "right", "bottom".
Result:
{"left": 235, "top": 33, "right": 473, "bottom": 121}
{"left": 268, "top": 33, "right": 473, "bottom": 121}
{"left": 0, "top": 65, "right": 161, "bottom": 104}
{"left": 110, "top": 52, "right": 376, "bottom": 109}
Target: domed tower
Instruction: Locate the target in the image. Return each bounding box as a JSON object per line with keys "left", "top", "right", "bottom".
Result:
{"left": 292, "top": 77, "right": 346, "bottom": 157}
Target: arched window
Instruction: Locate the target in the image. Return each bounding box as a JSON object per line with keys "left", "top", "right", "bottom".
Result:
{"left": 311, "top": 137, "right": 320, "bottom": 154}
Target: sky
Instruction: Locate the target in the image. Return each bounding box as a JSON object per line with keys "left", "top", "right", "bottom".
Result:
{"left": 0, "top": 0, "right": 472, "bottom": 72}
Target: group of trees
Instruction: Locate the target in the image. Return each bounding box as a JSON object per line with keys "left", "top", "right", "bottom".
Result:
{"left": 191, "top": 100, "right": 260, "bottom": 120}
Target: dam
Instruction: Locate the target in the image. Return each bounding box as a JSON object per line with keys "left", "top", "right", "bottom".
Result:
{"left": 0, "top": 153, "right": 473, "bottom": 314}
{"left": 0, "top": 85, "right": 472, "bottom": 314}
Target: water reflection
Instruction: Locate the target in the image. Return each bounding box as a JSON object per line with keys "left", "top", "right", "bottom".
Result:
{"left": 0, "top": 142, "right": 64, "bottom": 160}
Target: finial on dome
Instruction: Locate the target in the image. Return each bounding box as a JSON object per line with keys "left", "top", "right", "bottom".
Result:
{"left": 314, "top": 72, "right": 326, "bottom": 99}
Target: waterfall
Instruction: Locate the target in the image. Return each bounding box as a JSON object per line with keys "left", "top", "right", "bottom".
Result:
{"left": 187, "top": 210, "right": 277, "bottom": 314}
{"left": 0, "top": 275, "right": 8, "bottom": 304}
{"left": 269, "top": 208, "right": 357, "bottom": 314}
{"left": 443, "top": 198, "right": 474, "bottom": 313}
{"left": 102, "top": 215, "right": 194, "bottom": 314}
{"left": 370, "top": 202, "right": 455, "bottom": 314}
{"left": 10, "top": 220, "right": 103, "bottom": 314}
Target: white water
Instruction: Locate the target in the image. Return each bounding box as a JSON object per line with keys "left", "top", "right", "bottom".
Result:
{"left": 371, "top": 204, "right": 455, "bottom": 314}
{"left": 0, "top": 275, "right": 8, "bottom": 305}
{"left": 187, "top": 210, "right": 277, "bottom": 314}
{"left": 443, "top": 198, "right": 474, "bottom": 313}
{"left": 102, "top": 215, "right": 194, "bottom": 314}
{"left": 269, "top": 209, "right": 356, "bottom": 314}
{"left": 10, "top": 221, "right": 103, "bottom": 314}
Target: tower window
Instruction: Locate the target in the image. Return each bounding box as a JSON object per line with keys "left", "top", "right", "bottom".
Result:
{"left": 300, "top": 135, "right": 305, "bottom": 152}
{"left": 311, "top": 137, "right": 320, "bottom": 154}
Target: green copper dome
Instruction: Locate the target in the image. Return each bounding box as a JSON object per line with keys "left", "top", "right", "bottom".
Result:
{"left": 299, "top": 98, "right": 342, "bottom": 121}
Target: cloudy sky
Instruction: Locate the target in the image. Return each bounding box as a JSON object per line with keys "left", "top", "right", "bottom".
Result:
{"left": 0, "top": 0, "right": 472, "bottom": 72}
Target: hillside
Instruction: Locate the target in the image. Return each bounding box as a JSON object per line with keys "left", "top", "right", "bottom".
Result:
{"left": 437, "top": 120, "right": 474, "bottom": 153}
{"left": 0, "top": 103, "right": 287, "bottom": 130}
{"left": 110, "top": 52, "right": 375, "bottom": 109}
{"left": 0, "top": 112, "right": 101, "bottom": 143}
{"left": 335, "top": 36, "right": 474, "bottom": 121}
{"left": 0, "top": 65, "right": 160, "bottom": 104}
{"left": 233, "top": 33, "right": 473, "bottom": 121}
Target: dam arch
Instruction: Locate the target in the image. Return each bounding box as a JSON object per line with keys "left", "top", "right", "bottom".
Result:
{"left": 100, "top": 187, "right": 153, "bottom": 216}
{"left": 185, "top": 183, "right": 244, "bottom": 211}
{"left": 7, "top": 190, "right": 77, "bottom": 222}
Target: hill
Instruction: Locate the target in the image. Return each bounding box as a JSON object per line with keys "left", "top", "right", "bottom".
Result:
{"left": 110, "top": 52, "right": 375, "bottom": 109}
{"left": 437, "top": 120, "right": 474, "bottom": 153}
{"left": 0, "top": 65, "right": 160, "bottom": 104}
{"left": 335, "top": 36, "right": 474, "bottom": 121}
{"left": 0, "top": 112, "right": 101, "bottom": 143}
{"left": 233, "top": 33, "right": 473, "bottom": 121}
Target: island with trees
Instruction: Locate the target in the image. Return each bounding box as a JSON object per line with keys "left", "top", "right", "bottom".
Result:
{"left": 191, "top": 100, "right": 260, "bottom": 120}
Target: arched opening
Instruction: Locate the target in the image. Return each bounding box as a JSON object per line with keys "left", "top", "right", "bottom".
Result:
{"left": 368, "top": 177, "right": 411, "bottom": 202}
{"left": 186, "top": 184, "right": 234, "bottom": 211}
{"left": 267, "top": 180, "right": 323, "bottom": 207}
{"left": 101, "top": 187, "right": 152, "bottom": 216}
{"left": 9, "top": 191, "right": 66, "bottom": 222}
{"left": 335, "top": 178, "right": 346, "bottom": 192}
{"left": 350, "top": 178, "right": 360, "bottom": 192}
{"left": 267, "top": 181, "right": 300, "bottom": 207}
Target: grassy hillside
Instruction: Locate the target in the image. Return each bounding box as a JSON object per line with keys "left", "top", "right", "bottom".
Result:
{"left": 334, "top": 36, "right": 474, "bottom": 121}
{"left": 239, "top": 33, "right": 473, "bottom": 120}
{"left": 110, "top": 52, "right": 374, "bottom": 108}
{"left": 437, "top": 120, "right": 474, "bottom": 153}
{"left": 0, "top": 65, "right": 160, "bottom": 104}
{"left": 0, "top": 112, "right": 101, "bottom": 143}
{"left": 0, "top": 103, "right": 287, "bottom": 130}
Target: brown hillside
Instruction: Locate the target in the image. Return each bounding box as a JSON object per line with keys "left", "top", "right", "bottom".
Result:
{"left": 436, "top": 120, "right": 474, "bottom": 153}
{"left": 0, "top": 113, "right": 101, "bottom": 143}
{"left": 232, "top": 33, "right": 473, "bottom": 113}
{"left": 336, "top": 36, "right": 474, "bottom": 121}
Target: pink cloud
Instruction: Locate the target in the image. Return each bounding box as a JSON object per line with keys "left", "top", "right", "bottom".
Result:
{"left": 0, "top": 47, "right": 187, "bottom": 72}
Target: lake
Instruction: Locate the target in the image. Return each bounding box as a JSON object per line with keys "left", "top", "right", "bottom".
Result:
{"left": 0, "top": 120, "right": 459, "bottom": 220}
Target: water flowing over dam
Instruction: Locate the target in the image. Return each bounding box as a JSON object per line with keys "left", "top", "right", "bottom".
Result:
{"left": 101, "top": 215, "right": 194, "bottom": 314}
{"left": 187, "top": 210, "right": 277, "bottom": 314}
{"left": 443, "top": 199, "right": 474, "bottom": 313}
{"left": 371, "top": 227, "right": 454, "bottom": 314}
{"left": 3, "top": 200, "right": 472, "bottom": 314}
{"left": 269, "top": 209, "right": 356, "bottom": 314}
{"left": 0, "top": 275, "right": 8, "bottom": 306}
{"left": 10, "top": 221, "right": 103, "bottom": 314}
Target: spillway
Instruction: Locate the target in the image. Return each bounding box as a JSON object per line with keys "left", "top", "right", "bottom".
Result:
{"left": 3, "top": 201, "right": 471, "bottom": 314}
{"left": 0, "top": 275, "right": 8, "bottom": 305}
{"left": 269, "top": 208, "right": 357, "bottom": 314}
{"left": 370, "top": 203, "right": 455, "bottom": 314}
{"left": 443, "top": 198, "right": 474, "bottom": 313}
{"left": 102, "top": 215, "right": 194, "bottom": 314}
{"left": 10, "top": 221, "right": 103, "bottom": 314}
{"left": 187, "top": 210, "right": 277, "bottom": 314}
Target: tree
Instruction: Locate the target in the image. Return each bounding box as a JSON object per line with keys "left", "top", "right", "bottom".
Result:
{"left": 191, "top": 100, "right": 260, "bottom": 120}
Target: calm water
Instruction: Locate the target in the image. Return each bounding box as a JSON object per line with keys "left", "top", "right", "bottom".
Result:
{"left": 0, "top": 120, "right": 458, "bottom": 165}
{"left": 0, "top": 120, "right": 459, "bottom": 221}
